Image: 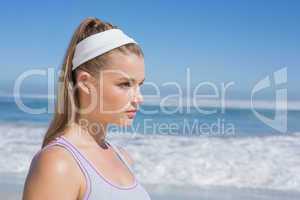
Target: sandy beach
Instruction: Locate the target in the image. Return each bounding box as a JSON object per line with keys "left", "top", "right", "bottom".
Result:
{"left": 2, "top": 182, "right": 300, "bottom": 200}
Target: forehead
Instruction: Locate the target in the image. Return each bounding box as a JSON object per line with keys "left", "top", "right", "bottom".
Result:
{"left": 102, "top": 53, "right": 145, "bottom": 80}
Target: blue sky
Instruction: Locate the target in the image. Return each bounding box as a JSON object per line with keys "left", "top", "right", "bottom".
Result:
{"left": 0, "top": 0, "right": 299, "bottom": 100}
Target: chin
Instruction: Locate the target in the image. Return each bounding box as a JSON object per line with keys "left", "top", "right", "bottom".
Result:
{"left": 112, "top": 118, "right": 134, "bottom": 127}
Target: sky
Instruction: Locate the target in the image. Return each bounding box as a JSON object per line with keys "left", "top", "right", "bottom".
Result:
{"left": 0, "top": 0, "right": 299, "bottom": 100}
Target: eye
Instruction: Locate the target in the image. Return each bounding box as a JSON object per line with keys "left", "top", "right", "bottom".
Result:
{"left": 118, "top": 82, "right": 132, "bottom": 88}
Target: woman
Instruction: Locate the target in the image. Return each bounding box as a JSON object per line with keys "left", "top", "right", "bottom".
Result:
{"left": 22, "top": 17, "right": 151, "bottom": 200}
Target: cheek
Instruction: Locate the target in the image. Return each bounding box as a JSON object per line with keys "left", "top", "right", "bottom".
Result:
{"left": 102, "top": 86, "right": 131, "bottom": 110}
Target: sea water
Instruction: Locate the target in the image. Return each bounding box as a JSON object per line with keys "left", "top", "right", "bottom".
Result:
{"left": 0, "top": 96, "right": 300, "bottom": 199}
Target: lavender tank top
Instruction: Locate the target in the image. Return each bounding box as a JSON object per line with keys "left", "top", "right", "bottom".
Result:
{"left": 34, "top": 135, "right": 152, "bottom": 200}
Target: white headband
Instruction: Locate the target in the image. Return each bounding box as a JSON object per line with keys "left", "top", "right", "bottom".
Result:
{"left": 72, "top": 29, "right": 138, "bottom": 70}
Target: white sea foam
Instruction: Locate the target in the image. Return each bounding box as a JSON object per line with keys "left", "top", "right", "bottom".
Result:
{"left": 109, "top": 131, "right": 300, "bottom": 192}
{"left": 0, "top": 123, "right": 299, "bottom": 192}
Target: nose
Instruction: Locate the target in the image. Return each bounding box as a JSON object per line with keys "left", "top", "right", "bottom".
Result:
{"left": 132, "top": 86, "right": 144, "bottom": 105}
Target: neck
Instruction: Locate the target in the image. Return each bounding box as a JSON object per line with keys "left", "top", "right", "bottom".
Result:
{"left": 71, "top": 116, "right": 108, "bottom": 147}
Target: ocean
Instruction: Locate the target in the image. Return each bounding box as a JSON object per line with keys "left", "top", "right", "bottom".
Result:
{"left": 0, "top": 96, "right": 300, "bottom": 199}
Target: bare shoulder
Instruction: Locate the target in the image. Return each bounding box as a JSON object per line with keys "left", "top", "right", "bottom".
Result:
{"left": 116, "top": 145, "right": 135, "bottom": 166}
{"left": 22, "top": 145, "right": 81, "bottom": 200}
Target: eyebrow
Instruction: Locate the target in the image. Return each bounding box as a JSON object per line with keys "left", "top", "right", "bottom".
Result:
{"left": 118, "top": 77, "right": 145, "bottom": 84}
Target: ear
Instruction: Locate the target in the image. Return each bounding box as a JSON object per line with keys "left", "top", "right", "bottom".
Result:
{"left": 76, "top": 71, "right": 93, "bottom": 94}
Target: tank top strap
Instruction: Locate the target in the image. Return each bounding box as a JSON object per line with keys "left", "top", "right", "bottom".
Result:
{"left": 35, "top": 137, "right": 92, "bottom": 200}
{"left": 105, "top": 139, "right": 134, "bottom": 173}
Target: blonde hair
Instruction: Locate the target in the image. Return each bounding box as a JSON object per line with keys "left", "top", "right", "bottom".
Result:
{"left": 41, "top": 17, "right": 143, "bottom": 148}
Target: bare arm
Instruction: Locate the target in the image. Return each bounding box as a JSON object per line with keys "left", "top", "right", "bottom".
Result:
{"left": 22, "top": 146, "right": 81, "bottom": 200}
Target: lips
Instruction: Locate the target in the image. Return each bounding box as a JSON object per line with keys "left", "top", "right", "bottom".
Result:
{"left": 126, "top": 109, "right": 138, "bottom": 112}
{"left": 126, "top": 109, "right": 137, "bottom": 118}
